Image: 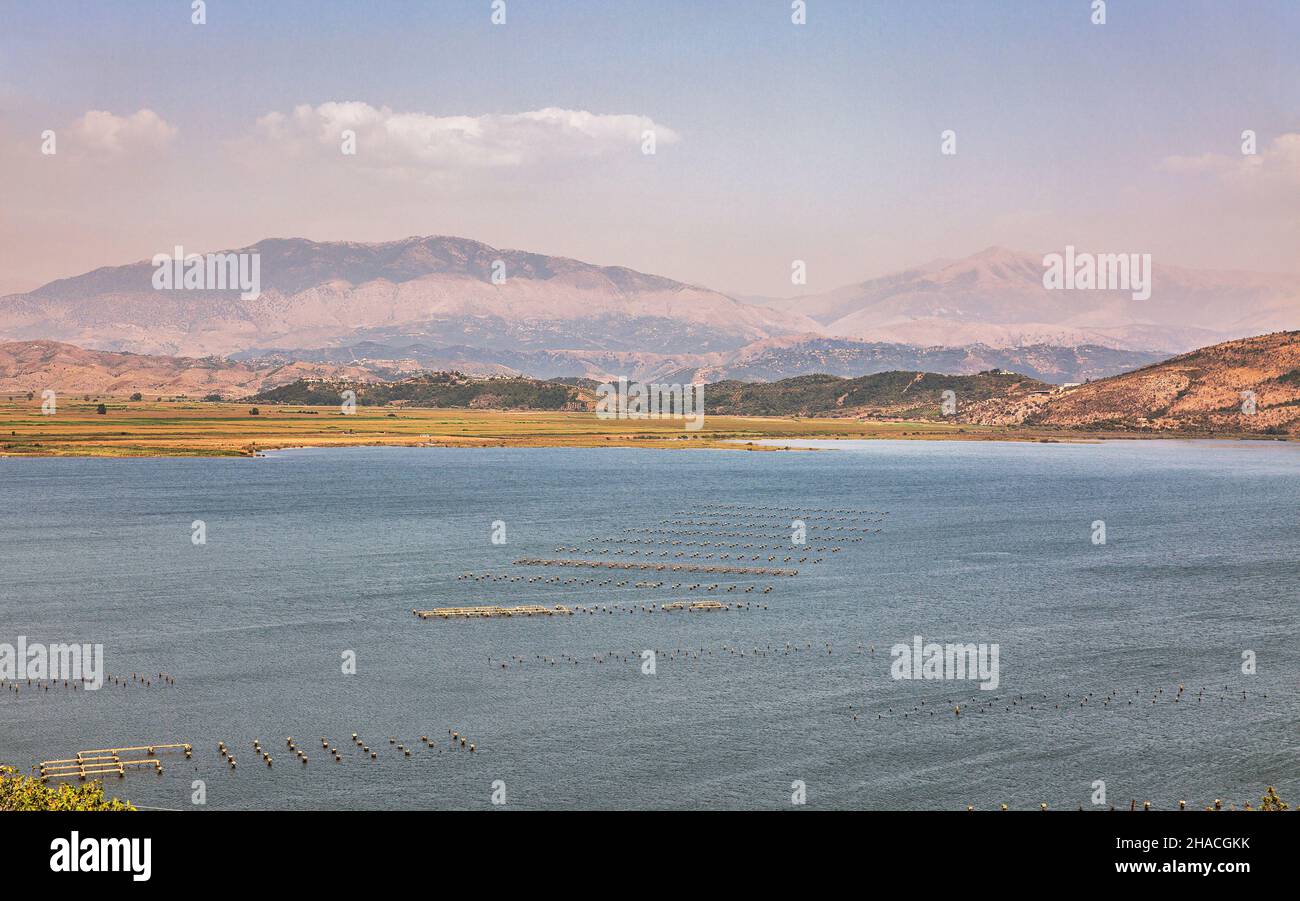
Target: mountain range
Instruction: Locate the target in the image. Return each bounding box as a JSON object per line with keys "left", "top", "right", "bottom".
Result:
{"left": 0, "top": 236, "right": 814, "bottom": 359}
{"left": 1, "top": 236, "right": 1295, "bottom": 388}
{"left": 755, "top": 246, "right": 1299, "bottom": 353}
{"left": 0, "top": 340, "right": 381, "bottom": 397}
{"left": 232, "top": 337, "right": 1164, "bottom": 386}
{"left": 9, "top": 331, "right": 1295, "bottom": 438}
{"left": 242, "top": 330, "right": 1298, "bottom": 437}
{"left": 709, "top": 330, "right": 1300, "bottom": 435}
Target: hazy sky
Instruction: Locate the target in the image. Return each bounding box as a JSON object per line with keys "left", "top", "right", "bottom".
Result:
{"left": 1, "top": 0, "right": 1296, "bottom": 297}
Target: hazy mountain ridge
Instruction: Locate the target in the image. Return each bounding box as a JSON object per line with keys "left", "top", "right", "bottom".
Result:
{"left": 0, "top": 334, "right": 1179, "bottom": 396}
{"left": 26, "top": 236, "right": 687, "bottom": 299}
{"left": 7, "top": 235, "right": 1289, "bottom": 387}
{"left": 767, "top": 246, "right": 1299, "bottom": 353}
{"left": 671, "top": 337, "right": 1163, "bottom": 384}
{"left": 0, "top": 340, "right": 381, "bottom": 396}
{"left": 4, "top": 238, "right": 1295, "bottom": 368}
{"left": 0, "top": 235, "right": 819, "bottom": 358}
{"left": 240, "top": 336, "right": 1163, "bottom": 384}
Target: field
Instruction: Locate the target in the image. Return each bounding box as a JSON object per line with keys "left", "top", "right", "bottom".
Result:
{"left": 0, "top": 398, "right": 1061, "bottom": 457}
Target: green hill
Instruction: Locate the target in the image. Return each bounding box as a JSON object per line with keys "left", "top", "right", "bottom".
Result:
{"left": 251, "top": 372, "right": 590, "bottom": 410}
{"left": 703, "top": 370, "right": 1052, "bottom": 418}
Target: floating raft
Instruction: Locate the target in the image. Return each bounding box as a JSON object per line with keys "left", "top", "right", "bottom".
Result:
{"left": 512, "top": 558, "right": 797, "bottom": 576}
{"left": 38, "top": 742, "right": 191, "bottom": 781}
{"left": 73, "top": 743, "right": 192, "bottom": 760}
{"left": 414, "top": 604, "right": 574, "bottom": 619}
{"left": 562, "top": 600, "right": 734, "bottom": 613}
{"left": 417, "top": 600, "right": 735, "bottom": 620}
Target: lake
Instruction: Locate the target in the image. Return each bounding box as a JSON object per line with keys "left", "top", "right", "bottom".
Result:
{"left": 1, "top": 439, "right": 1296, "bottom": 809}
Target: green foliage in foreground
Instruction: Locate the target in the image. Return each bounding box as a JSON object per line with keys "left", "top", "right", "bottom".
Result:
{"left": 1258, "top": 786, "right": 1290, "bottom": 811}
{"left": 0, "top": 766, "right": 135, "bottom": 811}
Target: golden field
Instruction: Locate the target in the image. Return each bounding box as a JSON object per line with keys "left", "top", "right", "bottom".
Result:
{"left": 0, "top": 398, "right": 1056, "bottom": 457}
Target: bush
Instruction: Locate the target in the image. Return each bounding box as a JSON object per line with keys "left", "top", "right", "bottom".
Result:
{"left": 1259, "top": 786, "right": 1290, "bottom": 811}
{"left": 249, "top": 407, "right": 260, "bottom": 416}
{"left": 0, "top": 766, "right": 135, "bottom": 811}
{"left": 96, "top": 403, "right": 107, "bottom": 415}
{"left": 129, "top": 392, "right": 143, "bottom": 401}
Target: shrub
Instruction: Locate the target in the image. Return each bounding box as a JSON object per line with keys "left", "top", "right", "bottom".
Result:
{"left": 0, "top": 766, "right": 135, "bottom": 811}
{"left": 1259, "top": 786, "right": 1290, "bottom": 811}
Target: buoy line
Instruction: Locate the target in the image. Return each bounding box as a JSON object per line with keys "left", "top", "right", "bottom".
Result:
{"left": 512, "top": 558, "right": 798, "bottom": 576}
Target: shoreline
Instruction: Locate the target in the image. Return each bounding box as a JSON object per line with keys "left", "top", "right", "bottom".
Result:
{"left": 0, "top": 399, "right": 1293, "bottom": 459}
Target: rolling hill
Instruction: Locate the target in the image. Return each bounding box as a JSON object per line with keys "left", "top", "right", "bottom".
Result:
{"left": 0, "top": 340, "right": 379, "bottom": 397}
{"left": 1012, "top": 330, "right": 1300, "bottom": 434}
{"left": 251, "top": 372, "right": 590, "bottom": 410}
{"left": 11, "top": 330, "right": 1295, "bottom": 439}
{"left": 703, "top": 370, "right": 1052, "bottom": 418}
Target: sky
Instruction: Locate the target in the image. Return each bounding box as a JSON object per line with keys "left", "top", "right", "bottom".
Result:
{"left": 0, "top": 0, "right": 1297, "bottom": 297}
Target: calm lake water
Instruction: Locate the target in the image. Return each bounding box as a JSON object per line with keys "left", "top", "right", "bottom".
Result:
{"left": 1, "top": 439, "right": 1296, "bottom": 810}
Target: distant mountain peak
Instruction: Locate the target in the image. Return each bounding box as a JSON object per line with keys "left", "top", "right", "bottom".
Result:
{"left": 969, "top": 245, "right": 1029, "bottom": 261}
{"left": 0, "top": 235, "right": 821, "bottom": 358}
{"left": 764, "top": 246, "right": 1298, "bottom": 354}
{"left": 4, "top": 238, "right": 1296, "bottom": 364}
{"left": 21, "top": 233, "right": 708, "bottom": 300}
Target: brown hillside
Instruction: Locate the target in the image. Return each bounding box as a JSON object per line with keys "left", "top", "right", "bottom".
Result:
{"left": 1019, "top": 331, "right": 1300, "bottom": 434}
{"left": 0, "top": 341, "right": 378, "bottom": 397}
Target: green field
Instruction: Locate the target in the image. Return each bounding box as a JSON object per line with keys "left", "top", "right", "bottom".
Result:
{"left": 0, "top": 398, "right": 1058, "bottom": 457}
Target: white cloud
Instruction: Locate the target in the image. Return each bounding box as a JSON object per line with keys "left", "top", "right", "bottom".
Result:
{"left": 67, "top": 109, "right": 177, "bottom": 155}
{"left": 242, "top": 102, "right": 678, "bottom": 175}
{"left": 1161, "top": 132, "right": 1300, "bottom": 190}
